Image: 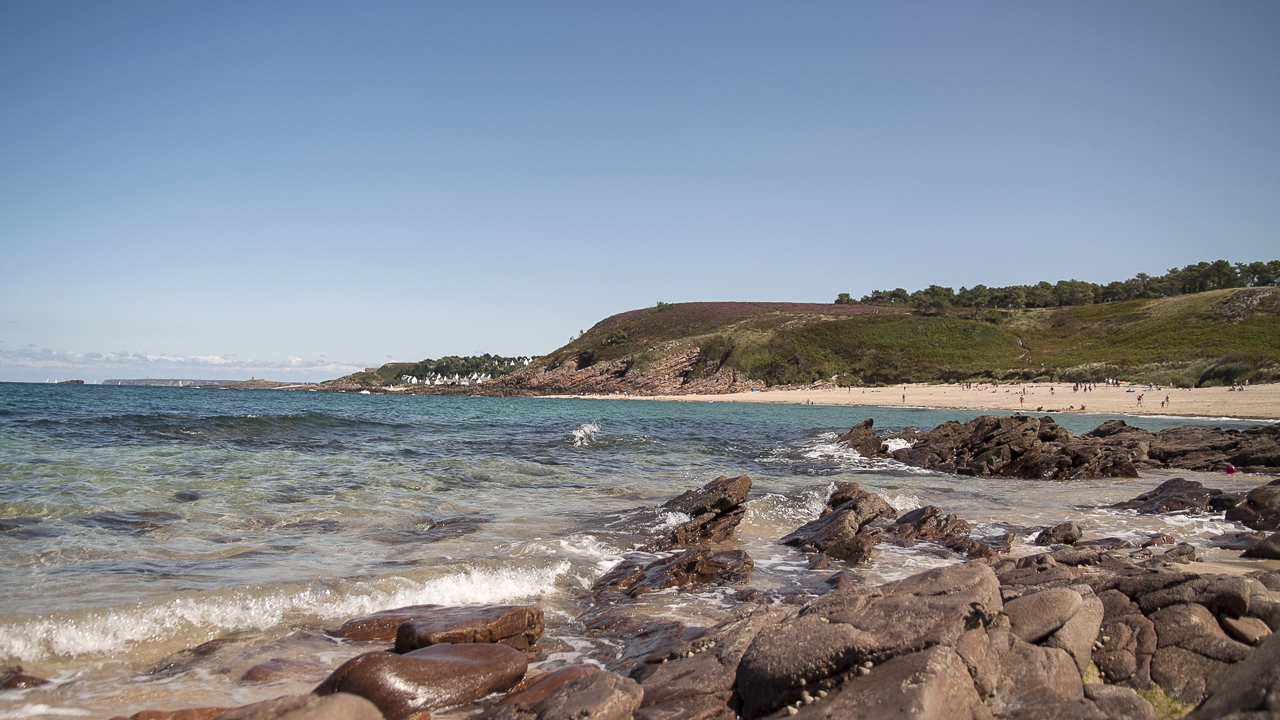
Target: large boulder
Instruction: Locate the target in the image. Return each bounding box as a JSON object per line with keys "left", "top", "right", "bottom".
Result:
{"left": 735, "top": 563, "right": 1000, "bottom": 719}
{"left": 1034, "top": 522, "right": 1083, "bottom": 547}
{"left": 1225, "top": 478, "right": 1280, "bottom": 531}
{"left": 314, "top": 643, "right": 528, "bottom": 720}
{"left": 1004, "top": 587, "right": 1084, "bottom": 644}
{"left": 785, "top": 645, "right": 983, "bottom": 720}
{"left": 1111, "top": 478, "right": 1225, "bottom": 514}
{"left": 394, "top": 605, "right": 544, "bottom": 652}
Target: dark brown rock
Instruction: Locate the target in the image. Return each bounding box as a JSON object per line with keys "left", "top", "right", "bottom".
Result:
{"left": 480, "top": 671, "right": 642, "bottom": 720}
{"left": 647, "top": 476, "right": 752, "bottom": 551}
{"left": 1047, "top": 546, "right": 1099, "bottom": 566}
{"left": 394, "top": 605, "right": 544, "bottom": 652}
{"left": 1225, "top": 478, "right": 1280, "bottom": 531}
{"left": 838, "top": 419, "right": 890, "bottom": 459}
{"left": 1221, "top": 615, "right": 1273, "bottom": 646}
{"left": 0, "top": 664, "right": 49, "bottom": 689}
{"left": 1043, "top": 592, "right": 1104, "bottom": 673}
{"left": 1185, "top": 628, "right": 1280, "bottom": 720}
{"left": 1004, "top": 587, "right": 1084, "bottom": 644}
{"left": 1247, "top": 569, "right": 1280, "bottom": 591}
{"left": 824, "top": 533, "right": 877, "bottom": 564}
{"left": 632, "top": 548, "right": 753, "bottom": 596}
{"left": 314, "top": 643, "right": 528, "bottom": 720}
{"left": 489, "top": 665, "right": 599, "bottom": 712}
{"left": 990, "top": 639, "right": 1083, "bottom": 714}
{"left": 886, "top": 416, "right": 1280, "bottom": 479}
{"left": 1137, "top": 575, "right": 1251, "bottom": 617}
{"left": 785, "top": 646, "right": 982, "bottom": 720}
{"left": 1034, "top": 522, "right": 1082, "bottom": 546}
{"left": 1241, "top": 529, "right": 1280, "bottom": 559}
{"left": 998, "top": 556, "right": 1083, "bottom": 589}
{"left": 735, "top": 563, "right": 1000, "bottom": 719}
{"left": 891, "top": 415, "right": 1140, "bottom": 479}
{"left": 821, "top": 481, "right": 866, "bottom": 517}
{"left": 954, "top": 626, "right": 1000, "bottom": 699}
{"left": 578, "top": 605, "right": 700, "bottom": 676}
{"left": 780, "top": 491, "right": 895, "bottom": 550}
{"left": 328, "top": 605, "right": 443, "bottom": 641}
{"left": 889, "top": 505, "right": 971, "bottom": 544}
{"left": 1081, "top": 685, "right": 1156, "bottom": 720}
{"left": 634, "top": 604, "right": 787, "bottom": 720}
{"left": 1111, "top": 477, "right": 1222, "bottom": 514}
{"left": 1092, "top": 589, "right": 1157, "bottom": 687}
{"left": 240, "top": 658, "right": 330, "bottom": 684}
{"left": 212, "top": 693, "right": 383, "bottom": 720}
{"left": 1150, "top": 603, "right": 1253, "bottom": 661}
{"left": 1150, "top": 645, "right": 1237, "bottom": 705}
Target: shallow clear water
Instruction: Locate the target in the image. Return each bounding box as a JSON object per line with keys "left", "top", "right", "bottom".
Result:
{"left": 0, "top": 382, "right": 1273, "bottom": 718}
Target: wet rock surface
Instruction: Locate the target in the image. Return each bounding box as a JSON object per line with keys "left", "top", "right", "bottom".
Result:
{"left": 394, "top": 605, "right": 545, "bottom": 653}
{"left": 645, "top": 475, "right": 752, "bottom": 551}
{"left": 591, "top": 547, "right": 754, "bottom": 598}
{"left": 1226, "top": 478, "right": 1280, "bottom": 530}
{"left": 315, "top": 643, "right": 528, "bottom": 720}
{"left": 105, "top": 474, "right": 1280, "bottom": 720}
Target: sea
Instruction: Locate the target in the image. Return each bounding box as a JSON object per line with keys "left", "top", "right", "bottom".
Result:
{"left": 0, "top": 382, "right": 1274, "bottom": 719}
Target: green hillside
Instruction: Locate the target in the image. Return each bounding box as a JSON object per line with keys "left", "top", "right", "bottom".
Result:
{"left": 534, "top": 288, "right": 1280, "bottom": 388}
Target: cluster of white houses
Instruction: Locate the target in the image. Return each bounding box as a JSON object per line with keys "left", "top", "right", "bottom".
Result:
{"left": 399, "top": 372, "right": 492, "bottom": 386}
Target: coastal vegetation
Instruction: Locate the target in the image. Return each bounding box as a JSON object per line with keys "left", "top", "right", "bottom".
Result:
{"left": 339, "top": 261, "right": 1280, "bottom": 394}
{"left": 837, "top": 259, "right": 1280, "bottom": 311}
{"left": 519, "top": 284, "right": 1280, "bottom": 391}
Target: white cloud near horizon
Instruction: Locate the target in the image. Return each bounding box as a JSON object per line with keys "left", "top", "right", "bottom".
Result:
{"left": 0, "top": 346, "right": 364, "bottom": 383}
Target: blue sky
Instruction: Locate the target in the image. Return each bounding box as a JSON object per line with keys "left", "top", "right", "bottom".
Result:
{"left": 2, "top": 1, "right": 1277, "bottom": 383}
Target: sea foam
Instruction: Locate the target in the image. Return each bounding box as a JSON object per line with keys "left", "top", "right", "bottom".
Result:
{"left": 0, "top": 562, "right": 570, "bottom": 662}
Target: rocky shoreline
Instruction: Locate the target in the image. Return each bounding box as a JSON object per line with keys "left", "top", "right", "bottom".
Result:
{"left": 841, "top": 415, "right": 1280, "bottom": 478}
{"left": 10, "top": 470, "right": 1276, "bottom": 720}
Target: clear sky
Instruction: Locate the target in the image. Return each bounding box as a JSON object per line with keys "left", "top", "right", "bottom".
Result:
{"left": 2, "top": 1, "right": 1277, "bottom": 383}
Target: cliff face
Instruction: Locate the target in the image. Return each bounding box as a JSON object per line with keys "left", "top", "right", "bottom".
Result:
{"left": 487, "top": 343, "right": 757, "bottom": 396}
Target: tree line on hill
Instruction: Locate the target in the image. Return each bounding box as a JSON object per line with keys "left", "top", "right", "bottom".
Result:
{"left": 835, "top": 259, "right": 1280, "bottom": 311}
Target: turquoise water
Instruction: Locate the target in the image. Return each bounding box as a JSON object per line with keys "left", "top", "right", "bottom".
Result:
{"left": 0, "top": 382, "right": 1270, "bottom": 717}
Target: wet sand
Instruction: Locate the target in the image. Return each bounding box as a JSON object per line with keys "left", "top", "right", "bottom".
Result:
{"left": 620, "top": 382, "right": 1280, "bottom": 421}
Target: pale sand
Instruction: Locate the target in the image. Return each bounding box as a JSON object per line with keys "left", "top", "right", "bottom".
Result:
{"left": 594, "top": 382, "right": 1280, "bottom": 421}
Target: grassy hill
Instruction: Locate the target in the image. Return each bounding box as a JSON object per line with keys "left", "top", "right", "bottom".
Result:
{"left": 525, "top": 288, "right": 1280, "bottom": 389}
{"left": 334, "top": 287, "right": 1280, "bottom": 394}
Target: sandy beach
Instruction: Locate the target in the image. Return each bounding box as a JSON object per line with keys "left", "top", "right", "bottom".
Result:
{"left": 619, "top": 381, "right": 1280, "bottom": 421}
